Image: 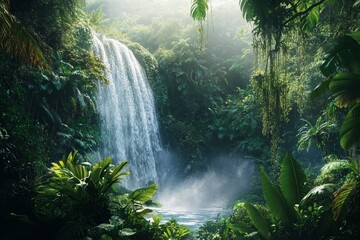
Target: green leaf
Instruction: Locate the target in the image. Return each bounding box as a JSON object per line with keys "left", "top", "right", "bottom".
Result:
{"left": 329, "top": 72, "right": 360, "bottom": 106}
{"left": 136, "top": 208, "right": 153, "bottom": 217}
{"left": 152, "top": 215, "right": 163, "bottom": 226}
{"left": 119, "top": 228, "right": 136, "bottom": 237}
{"left": 279, "top": 153, "right": 307, "bottom": 207}
{"left": 348, "top": 31, "right": 360, "bottom": 43}
{"left": 301, "top": 6, "right": 320, "bottom": 32}
{"left": 0, "top": 1, "right": 48, "bottom": 68}
{"left": 300, "top": 184, "right": 337, "bottom": 208}
{"left": 190, "top": 0, "right": 208, "bottom": 22}
{"left": 320, "top": 35, "right": 360, "bottom": 77}
{"left": 128, "top": 184, "right": 158, "bottom": 203}
{"left": 227, "top": 222, "right": 251, "bottom": 234}
{"left": 259, "top": 168, "right": 293, "bottom": 223}
{"left": 244, "top": 202, "right": 271, "bottom": 239}
{"left": 340, "top": 104, "right": 360, "bottom": 150}
{"left": 320, "top": 160, "right": 353, "bottom": 176}
{"left": 144, "top": 199, "right": 162, "bottom": 207}
{"left": 333, "top": 181, "right": 358, "bottom": 220}
{"left": 311, "top": 78, "right": 331, "bottom": 99}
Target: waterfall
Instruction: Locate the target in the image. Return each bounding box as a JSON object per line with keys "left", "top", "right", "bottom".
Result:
{"left": 93, "top": 34, "right": 161, "bottom": 189}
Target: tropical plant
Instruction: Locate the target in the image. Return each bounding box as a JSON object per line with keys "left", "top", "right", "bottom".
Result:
{"left": 88, "top": 216, "right": 136, "bottom": 239}
{"left": 190, "top": 0, "right": 208, "bottom": 47}
{"left": 305, "top": 157, "right": 360, "bottom": 237}
{"left": 231, "top": 153, "right": 337, "bottom": 239}
{"left": 36, "top": 152, "right": 130, "bottom": 223}
{"left": 56, "top": 123, "right": 98, "bottom": 157}
{"left": 208, "top": 87, "right": 269, "bottom": 158}
{"left": 237, "top": 0, "right": 342, "bottom": 59}
{"left": 122, "top": 183, "right": 160, "bottom": 223}
{"left": 197, "top": 219, "right": 228, "bottom": 240}
{"left": 161, "top": 219, "right": 191, "bottom": 240}
{"left": 0, "top": 0, "right": 47, "bottom": 67}
{"left": 297, "top": 116, "right": 337, "bottom": 156}
{"left": 330, "top": 158, "right": 360, "bottom": 221}
{"left": 15, "top": 152, "right": 166, "bottom": 239}
{"left": 312, "top": 32, "right": 360, "bottom": 150}
{"left": 190, "top": 0, "right": 208, "bottom": 23}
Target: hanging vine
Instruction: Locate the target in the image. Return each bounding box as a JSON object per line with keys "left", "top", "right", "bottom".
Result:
{"left": 190, "top": 0, "right": 209, "bottom": 50}
{"left": 240, "top": 0, "right": 333, "bottom": 162}
{"left": 189, "top": 0, "right": 336, "bottom": 162}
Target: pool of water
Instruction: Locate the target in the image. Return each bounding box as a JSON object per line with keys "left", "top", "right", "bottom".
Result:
{"left": 151, "top": 207, "right": 230, "bottom": 230}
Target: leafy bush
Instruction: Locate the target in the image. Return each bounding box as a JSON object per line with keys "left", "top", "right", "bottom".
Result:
{"left": 230, "top": 153, "right": 339, "bottom": 239}
{"left": 197, "top": 219, "right": 227, "bottom": 240}
{"left": 36, "top": 152, "right": 130, "bottom": 223}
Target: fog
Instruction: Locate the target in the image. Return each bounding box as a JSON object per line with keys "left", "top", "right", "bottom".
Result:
{"left": 86, "top": 0, "right": 247, "bottom": 32}
{"left": 156, "top": 155, "right": 255, "bottom": 208}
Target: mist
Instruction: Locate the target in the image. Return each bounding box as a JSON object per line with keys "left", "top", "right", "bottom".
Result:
{"left": 157, "top": 156, "right": 255, "bottom": 209}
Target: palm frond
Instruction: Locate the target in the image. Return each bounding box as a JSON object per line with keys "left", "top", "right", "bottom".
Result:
{"left": 333, "top": 180, "right": 358, "bottom": 220}
{"left": 0, "top": 1, "right": 47, "bottom": 67}
{"left": 320, "top": 35, "right": 360, "bottom": 77}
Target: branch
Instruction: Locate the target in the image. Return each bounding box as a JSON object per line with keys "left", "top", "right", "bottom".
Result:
{"left": 284, "top": 0, "right": 327, "bottom": 26}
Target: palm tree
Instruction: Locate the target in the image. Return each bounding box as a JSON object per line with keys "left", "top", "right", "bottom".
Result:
{"left": 0, "top": 0, "right": 47, "bottom": 67}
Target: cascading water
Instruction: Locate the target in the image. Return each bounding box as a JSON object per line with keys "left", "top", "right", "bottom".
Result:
{"left": 92, "top": 34, "right": 255, "bottom": 230}
{"left": 93, "top": 34, "right": 161, "bottom": 189}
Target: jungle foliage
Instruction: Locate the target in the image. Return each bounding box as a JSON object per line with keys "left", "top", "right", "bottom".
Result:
{"left": 190, "top": 0, "right": 360, "bottom": 239}
{"left": 1, "top": 0, "right": 360, "bottom": 239}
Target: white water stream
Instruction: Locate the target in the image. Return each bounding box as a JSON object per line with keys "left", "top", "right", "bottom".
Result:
{"left": 93, "top": 34, "right": 161, "bottom": 189}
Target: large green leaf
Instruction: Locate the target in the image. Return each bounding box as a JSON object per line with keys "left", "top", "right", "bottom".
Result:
{"left": 320, "top": 35, "right": 360, "bottom": 77}
{"left": 239, "top": 0, "right": 267, "bottom": 23}
{"left": 333, "top": 180, "right": 359, "bottom": 220}
{"left": 300, "top": 184, "right": 337, "bottom": 209}
{"left": 128, "top": 184, "right": 158, "bottom": 203}
{"left": 244, "top": 202, "right": 271, "bottom": 239}
{"left": 91, "top": 157, "right": 112, "bottom": 184}
{"left": 239, "top": 0, "right": 253, "bottom": 21}
{"left": 279, "top": 153, "right": 307, "bottom": 207}
{"left": 348, "top": 31, "right": 360, "bottom": 44}
{"left": 340, "top": 104, "right": 360, "bottom": 150}
{"left": 301, "top": 6, "right": 320, "bottom": 32}
{"left": 311, "top": 78, "right": 331, "bottom": 99}
{"left": 227, "top": 222, "right": 252, "bottom": 234}
{"left": 329, "top": 72, "right": 360, "bottom": 107}
{"left": 259, "top": 168, "right": 294, "bottom": 223}
{"left": 190, "top": 0, "right": 208, "bottom": 22}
